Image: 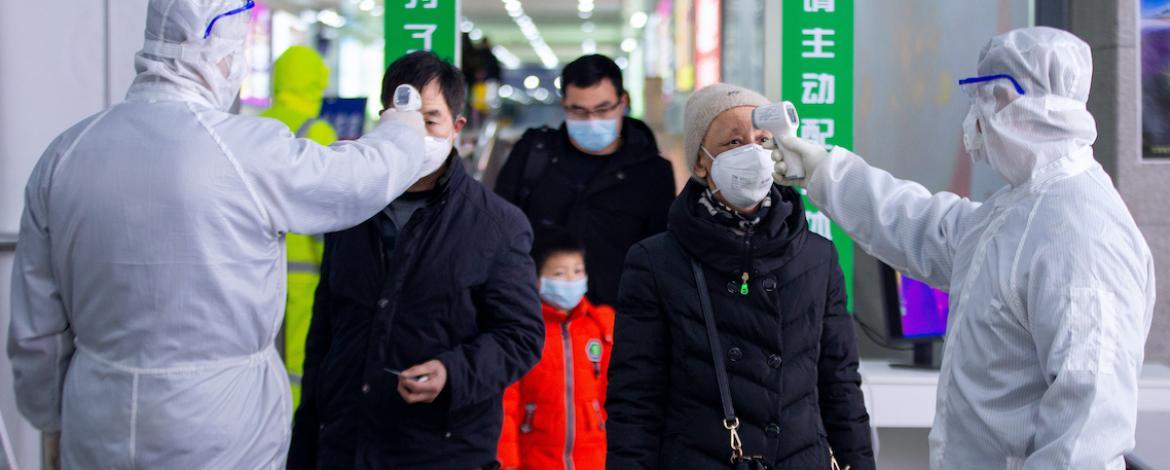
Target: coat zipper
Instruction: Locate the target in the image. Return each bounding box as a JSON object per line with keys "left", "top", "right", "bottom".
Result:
{"left": 739, "top": 227, "right": 755, "bottom": 296}
{"left": 562, "top": 320, "right": 575, "bottom": 470}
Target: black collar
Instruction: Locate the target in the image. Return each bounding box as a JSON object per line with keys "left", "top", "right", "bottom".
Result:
{"left": 668, "top": 180, "right": 808, "bottom": 276}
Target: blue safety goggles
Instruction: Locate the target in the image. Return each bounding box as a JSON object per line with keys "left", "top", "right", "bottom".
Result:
{"left": 203, "top": 0, "right": 256, "bottom": 39}
{"left": 957, "top": 74, "right": 1027, "bottom": 96}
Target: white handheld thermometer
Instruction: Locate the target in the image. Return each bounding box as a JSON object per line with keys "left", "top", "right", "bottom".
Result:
{"left": 751, "top": 101, "right": 804, "bottom": 180}
{"left": 392, "top": 84, "right": 421, "bottom": 112}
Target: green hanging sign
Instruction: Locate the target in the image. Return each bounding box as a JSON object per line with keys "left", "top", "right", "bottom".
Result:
{"left": 384, "top": 0, "right": 461, "bottom": 68}
{"left": 782, "top": 0, "right": 855, "bottom": 311}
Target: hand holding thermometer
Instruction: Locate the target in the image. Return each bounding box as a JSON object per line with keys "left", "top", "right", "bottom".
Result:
{"left": 392, "top": 84, "right": 422, "bottom": 112}
{"left": 751, "top": 101, "right": 804, "bottom": 180}
{"left": 385, "top": 368, "right": 431, "bottom": 383}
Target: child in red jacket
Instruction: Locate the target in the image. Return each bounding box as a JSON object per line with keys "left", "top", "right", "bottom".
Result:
{"left": 500, "top": 226, "right": 613, "bottom": 470}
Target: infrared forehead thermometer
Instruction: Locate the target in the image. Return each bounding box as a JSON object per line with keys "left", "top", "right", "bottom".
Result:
{"left": 392, "top": 84, "right": 421, "bottom": 112}
{"left": 752, "top": 101, "right": 804, "bottom": 180}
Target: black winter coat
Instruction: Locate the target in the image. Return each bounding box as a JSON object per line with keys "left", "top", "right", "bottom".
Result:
{"left": 288, "top": 159, "right": 545, "bottom": 470}
{"left": 494, "top": 117, "right": 675, "bottom": 306}
{"left": 605, "top": 181, "right": 875, "bottom": 470}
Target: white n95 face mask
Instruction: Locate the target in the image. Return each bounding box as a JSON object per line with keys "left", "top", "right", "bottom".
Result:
{"left": 703, "top": 144, "right": 775, "bottom": 209}
{"left": 962, "top": 106, "right": 987, "bottom": 163}
{"left": 421, "top": 134, "right": 453, "bottom": 175}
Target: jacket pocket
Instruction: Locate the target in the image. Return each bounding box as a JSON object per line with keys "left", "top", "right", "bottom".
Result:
{"left": 1067, "top": 287, "right": 1117, "bottom": 375}
{"left": 592, "top": 399, "right": 605, "bottom": 431}
{"left": 520, "top": 402, "right": 536, "bottom": 434}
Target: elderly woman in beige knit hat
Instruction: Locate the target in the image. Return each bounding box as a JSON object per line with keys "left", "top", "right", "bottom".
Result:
{"left": 606, "top": 83, "right": 874, "bottom": 469}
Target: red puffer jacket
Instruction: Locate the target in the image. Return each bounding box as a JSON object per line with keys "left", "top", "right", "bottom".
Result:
{"left": 499, "top": 299, "right": 614, "bottom": 470}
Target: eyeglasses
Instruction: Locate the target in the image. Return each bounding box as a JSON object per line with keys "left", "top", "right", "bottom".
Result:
{"left": 563, "top": 101, "right": 623, "bottom": 119}
{"left": 957, "top": 74, "right": 1026, "bottom": 96}
{"left": 203, "top": 0, "right": 256, "bottom": 39}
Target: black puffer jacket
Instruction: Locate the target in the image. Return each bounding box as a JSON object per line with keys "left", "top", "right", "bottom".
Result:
{"left": 494, "top": 117, "right": 676, "bottom": 306}
{"left": 605, "top": 181, "right": 875, "bottom": 470}
{"left": 288, "top": 159, "right": 544, "bottom": 469}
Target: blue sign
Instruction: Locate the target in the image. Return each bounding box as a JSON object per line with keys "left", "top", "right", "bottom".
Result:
{"left": 320, "top": 97, "right": 369, "bottom": 141}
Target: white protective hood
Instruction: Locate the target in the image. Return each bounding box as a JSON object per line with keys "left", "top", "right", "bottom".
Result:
{"left": 966, "top": 27, "right": 1098, "bottom": 186}
{"left": 126, "top": 0, "right": 251, "bottom": 110}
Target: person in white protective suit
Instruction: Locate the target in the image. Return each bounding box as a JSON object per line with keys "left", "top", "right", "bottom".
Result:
{"left": 774, "top": 26, "right": 1155, "bottom": 468}
{"left": 7, "top": 0, "right": 445, "bottom": 468}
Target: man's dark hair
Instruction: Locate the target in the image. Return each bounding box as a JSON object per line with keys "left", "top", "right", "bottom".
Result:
{"left": 531, "top": 225, "right": 586, "bottom": 273}
{"left": 560, "top": 54, "right": 625, "bottom": 99}
{"left": 381, "top": 50, "right": 467, "bottom": 119}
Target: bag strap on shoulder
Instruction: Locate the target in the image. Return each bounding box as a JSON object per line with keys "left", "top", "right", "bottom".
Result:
{"left": 690, "top": 257, "right": 746, "bottom": 464}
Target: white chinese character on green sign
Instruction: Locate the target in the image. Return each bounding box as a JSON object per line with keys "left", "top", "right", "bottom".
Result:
{"left": 801, "top": 28, "right": 836, "bottom": 59}
{"left": 804, "top": 0, "right": 835, "bottom": 13}
{"left": 405, "top": 0, "right": 439, "bottom": 9}
{"left": 801, "top": 73, "right": 836, "bottom": 104}
{"left": 800, "top": 119, "right": 835, "bottom": 145}
{"left": 405, "top": 24, "right": 438, "bottom": 51}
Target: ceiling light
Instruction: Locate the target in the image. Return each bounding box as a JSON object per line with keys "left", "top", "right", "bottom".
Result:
{"left": 578, "top": 11, "right": 592, "bottom": 19}
{"left": 533, "top": 88, "right": 551, "bottom": 101}
{"left": 578, "top": 3, "right": 594, "bottom": 13}
{"left": 581, "top": 21, "right": 595, "bottom": 33}
{"left": 503, "top": 1, "right": 559, "bottom": 69}
{"left": 359, "top": 0, "right": 376, "bottom": 12}
{"left": 554, "top": 77, "right": 562, "bottom": 89}
{"left": 470, "top": 28, "right": 484, "bottom": 40}
{"left": 621, "top": 38, "right": 638, "bottom": 53}
{"left": 524, "top": 75, "right": 541, "bottom": 90}
{"left": 499, "top": 84, "right": 515, "bottom": 98}
{"left": 492, "top": 45, "right": 522, "bottom": 69}
{"left": 317, "top": 9, "right": 347, "bottom": 28}
{"left": 630, "top": 11, "right": 649, "bottom": 29}
{"left": 615, "top": 57, "right": 629, "bottom": 70}
{"left": 582, "top": 38, "right": 597, "bottom": 54}
{"left": 460, "top": 18, "right": 474, "bottom": 33}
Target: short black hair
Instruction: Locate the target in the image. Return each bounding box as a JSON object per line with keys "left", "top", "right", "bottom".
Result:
{"left": 531, "top": 225, "right": 586, "bottom": 273}
{"left": 381, "top": 51, "right": 467, "bottom": 119}
{"left": 560, "top": 54, "right": 625, "bottom": 99}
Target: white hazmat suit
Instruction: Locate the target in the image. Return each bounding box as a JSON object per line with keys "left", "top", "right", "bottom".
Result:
{"left": 781, "top": 27, "right": 1155, "bottom": 468}
{"left": 8, "top": 0, "right": 440, "bottom": 467}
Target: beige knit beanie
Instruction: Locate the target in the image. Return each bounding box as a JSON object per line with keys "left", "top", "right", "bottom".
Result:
{"left": 683, "top": 83, "right": 770, "bottom": 175}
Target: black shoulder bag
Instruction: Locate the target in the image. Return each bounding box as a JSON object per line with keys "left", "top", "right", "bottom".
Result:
{"left": 690, "top": 258, "right": 849, "bottom": 470}
{"left": 689, "top": 258, "right": 773, "bottom": 470}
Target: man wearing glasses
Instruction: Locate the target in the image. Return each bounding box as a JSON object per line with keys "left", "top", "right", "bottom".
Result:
{"left": 496, "top": 54, "right": 676, "bottom": 308}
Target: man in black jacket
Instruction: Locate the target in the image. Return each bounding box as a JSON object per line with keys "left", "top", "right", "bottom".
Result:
{"left": 494, "top": 54, "right": 676, "bottom": 307}
{"left": 288, "top": 51, "right": 544, "bottom": 470}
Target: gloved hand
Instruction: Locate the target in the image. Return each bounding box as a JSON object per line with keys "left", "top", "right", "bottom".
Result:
{"left": 768, "top": 135, "right": 830, "bottom": 187}
{"left": 379, "top": 108, "right": 426, "bottom": 136}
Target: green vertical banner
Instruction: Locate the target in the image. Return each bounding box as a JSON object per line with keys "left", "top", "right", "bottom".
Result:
{"left": 782, "top": 0, "right": 855, "bottom": 310}
{"left": 385, "top": 0, "right": 461, "bottom": 68}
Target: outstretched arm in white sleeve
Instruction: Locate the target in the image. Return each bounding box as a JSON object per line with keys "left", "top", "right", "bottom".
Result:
{"left": 210, "top": 109, "right": 438, "bottom": 236}
{"left": 780, "top": 136, "right": 980, "bottom": 290}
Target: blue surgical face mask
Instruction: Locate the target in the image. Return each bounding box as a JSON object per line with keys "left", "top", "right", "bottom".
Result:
{"left": 566, "top": 119, "right": 620, "bottom": 153}
{"left": 540, "top": 277, "right": 589, "bottom": 311}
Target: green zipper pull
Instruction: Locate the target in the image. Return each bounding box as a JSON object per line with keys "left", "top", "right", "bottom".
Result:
{"left": 739, "top": 272, "right": 750, "bottom": 296}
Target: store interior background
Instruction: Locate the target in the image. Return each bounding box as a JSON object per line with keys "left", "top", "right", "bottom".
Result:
{"left": 1, "top": 0, "right": 1168, "bottom": 468}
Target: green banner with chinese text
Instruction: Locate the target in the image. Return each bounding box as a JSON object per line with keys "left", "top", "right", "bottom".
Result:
{"left": 385, "top": 0, "right": 460, "bottom": 68}
{"left": 782, "top": 0, "right": 855, "bottom": 310}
